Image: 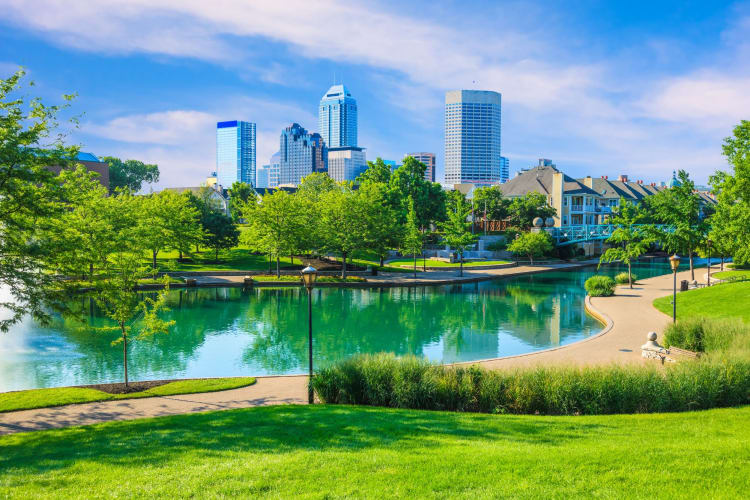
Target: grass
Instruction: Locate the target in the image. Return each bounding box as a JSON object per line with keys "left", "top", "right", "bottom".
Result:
{"left": 387, "top": 258, "right": 512, "bottom": 268}
{"left": 153, "top": 248, "right": 299, "bottom": 272}
{"left": 653, "top": 281, "right": 750, "bottom": 323}
{"left": 0, "top": 378, "right": 256, "bottom": 413}
{"left": 713, "top": 269, "right": 750, "bottom": 280}
{"left": 1, "top": 404, "right": 749, "bottom": 498}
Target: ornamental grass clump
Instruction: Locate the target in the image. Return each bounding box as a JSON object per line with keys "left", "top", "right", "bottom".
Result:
{"left": 615, "top": 272, "right": 637, "bottom": 285}
{"left": 584, "top": 275, "right": 616, "bottom": 297}
{"left": 310, "top": 353, "right": 750, "bottom": 415}
{"left": 664, "top": 317, "right": 750, "bottom": 356}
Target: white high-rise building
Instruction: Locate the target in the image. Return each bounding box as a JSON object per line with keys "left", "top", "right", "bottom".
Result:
{"left": 444, "top": 90, "right": 502, "bottom": 186}
{"left": 327, "top": 146, "right": 367, "bottom": 182}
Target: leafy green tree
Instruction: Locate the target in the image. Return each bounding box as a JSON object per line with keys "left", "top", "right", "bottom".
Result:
{"left": 473, "top": 186, "right": 509, "bottom": 221}
{"left": 646, "top": 170, "right": 707, "bottom": 279}
{"left": 710, "top": 120, "right": 750, "bottom": 266}
{"left": 358, "top": 181, "right": 401, "bottom": 267}
{"left": 298, "top": 172, "right": 339, "bottom": 200}
{"left": 390, "top": 156, "right": 446, "bottom": 228}
{"left": 507, "top": 192, "right": 556, "bottom": 229}
{"left": 159, "top": 190, "right": 203, "bottom": 261}
{"left": 0, "top": 69, "right": 80, "bottom": 331}
{"left": 357, "top": 157, "right": 393, "bottom": 185}
{"left": 598, "top": 198, "right": 650, "bottom": 288}
{"left": 242, "top": 190, "right": 306, "bottom": 277}
{"left": 136, "top": 194, "right": 170, "bottom": 269}
{"left": 506, "top": 231, "right": 554, "bottom": 264}
{"left": 440, "top": 196, "right": 478, "bottom": 276}
{"left": 319, "top": 188, "right": 368, "bottom": 278}
{"left": 401, "top": 197, "right": 423, "bottom": 278}
{"left": 102, "top": 156, "right": 159, "bottom": 194}
{"left": 228, "top": 181, "right": 255, "bottom": 221}
{"left": 202, "top": 211, "right": 239, "bottom": 263}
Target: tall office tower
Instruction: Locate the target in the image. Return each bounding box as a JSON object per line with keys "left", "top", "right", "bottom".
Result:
{"left": 255, "top": 165, "right": 270, "bottom": 189}
{"left": 444, "top": 90, "right": 502, "bottom": 186}
{"left": 216, "top": 120, "right": 256, "bottom": 188}
{"left": 407, "top": 152, "right": 436, "bottom": 182}
{"left": 279, "top": 123, "right": 327, "bottom": 186}
{"left": 500, "top": 156, "right": 509, "bottom": 183}
{"left": 319, "top": 84, "right": 357, "bottom": 148}
{"left": 268, "top": 151, "right": 280, "bottom": 187}
{"left": 327, "top": 147, "right": 367, "bottom": 182}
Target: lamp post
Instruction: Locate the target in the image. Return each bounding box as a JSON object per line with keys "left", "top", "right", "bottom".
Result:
{"left": 669, "top": 254, "right": 680, "bottom": 323}
{"left": 706, "top": 239, "right": 712, "bottom": 287}
{"left": 301, "top": 265, "right": 318, "bottom": 404}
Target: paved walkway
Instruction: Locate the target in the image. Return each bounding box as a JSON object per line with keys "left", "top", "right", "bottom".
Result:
{"left": 0, "top": 267, "right": 692, "bottom": 436}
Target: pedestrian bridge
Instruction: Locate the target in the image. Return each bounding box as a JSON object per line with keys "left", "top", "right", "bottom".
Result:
{"left": 549, "top": 224, "right": 672, "bottom": 246}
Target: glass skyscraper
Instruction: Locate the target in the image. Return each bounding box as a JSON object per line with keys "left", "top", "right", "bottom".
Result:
{"left": 216, "top": 120, "right": 256, "bottom": 188}
{"left": 444, "top": 90, "right": 502, "bottom": 186}
{"left": 279, "top": 123, "right": 327, "bottom": 186}
{"left": 500, "top": 155, "right": 509, "bottom": 183}
{"left": 319, "top": 84, "right": 357, "bottom": 148}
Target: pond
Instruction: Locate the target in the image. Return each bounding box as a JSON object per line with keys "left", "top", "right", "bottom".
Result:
{"left": 0, "top": 260, "right": 686, "bottom": 391}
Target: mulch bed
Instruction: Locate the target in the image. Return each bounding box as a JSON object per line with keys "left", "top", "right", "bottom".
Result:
{"left": 76, "top": 379, "right": 174, "bottom": 394}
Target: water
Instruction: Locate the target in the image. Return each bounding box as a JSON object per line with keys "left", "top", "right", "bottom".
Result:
{"left": 0, "top": 260, "right": 684, "bottom": 391}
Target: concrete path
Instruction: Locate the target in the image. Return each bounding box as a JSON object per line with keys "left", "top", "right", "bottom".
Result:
{"left": 0, "top": 266, "right": 690, "bottom": 436}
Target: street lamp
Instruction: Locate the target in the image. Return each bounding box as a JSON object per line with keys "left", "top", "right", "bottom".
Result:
{"left": 669, "top": 254, "right": 680, "bottom": 323}
{"left": 706, "top": 239, "right": 713, "bottom": 287}
{"left": 301, "top": 265, "right": 318, "bottom": 404}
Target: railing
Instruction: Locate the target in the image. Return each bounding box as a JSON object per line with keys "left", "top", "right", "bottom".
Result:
{"left": 549, "top": 224, "right": 672, "bottom": 246}
{"left": 570, "top": 205, "right": 583, "bottom": 212}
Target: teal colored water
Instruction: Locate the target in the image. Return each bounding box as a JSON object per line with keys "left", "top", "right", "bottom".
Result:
{"left": 0, "top": 261, "right": 682, "bottom": 391}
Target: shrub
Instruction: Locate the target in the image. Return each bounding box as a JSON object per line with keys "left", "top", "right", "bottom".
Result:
{"left": 584, "top": 275, "right": 616, "bottom": 297}
{"left": 486, "top": 240, "right": 506, "bottom": 251}
{"left": 664, "top": 317, "right": 750, "bottom": 354}
{"left": 615, "top": 272, "right": 637, "bottom": 284}
{"left": 310, "top": 353, "right": 750, "bottom": 415}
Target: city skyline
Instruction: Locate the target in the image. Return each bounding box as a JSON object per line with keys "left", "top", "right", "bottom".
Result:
{"left": 2, "top": 0, "right": 748, "bottom": 188}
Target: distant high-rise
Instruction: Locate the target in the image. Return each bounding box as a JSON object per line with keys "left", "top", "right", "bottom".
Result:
{"left": 407, "top": 152, "right": 436, "bottom": 182}
{"left": 328, "top": 147, "right": 367, "bottom": 182}
{"left": 216, "top": 120, "right": 256, "bottom": 188}
{"left": 444, "top": 90, "right": 501, "bottom": 186}
{"left": 268, "top": 151, "right": 280, "bottom": 187}
{"left": 256, "top": 166, "right": 270, "bottom": 189}
{"left": 279, "top": 124, "right": 327, "bottom": 186}
{"left": 319, "top": 84, "right": 357, "bottom": 148}
{"left": 500, "top": 156, "right": 509, "bottom": 183}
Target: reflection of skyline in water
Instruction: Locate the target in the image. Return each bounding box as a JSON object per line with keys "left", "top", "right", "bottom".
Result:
{"left": 0, "top": 262, "right": 675, "bottom": 391}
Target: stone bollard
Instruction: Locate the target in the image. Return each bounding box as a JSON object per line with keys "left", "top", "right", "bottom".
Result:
{"left": 641, "top": 332, "right": 674, "bottom": 363}
{"left": 186, "top": 278, "right": 197, "bottom": 287}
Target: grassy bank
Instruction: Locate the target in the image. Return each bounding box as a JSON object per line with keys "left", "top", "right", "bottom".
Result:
{"left": 1, "top": 404, "right": 748, "bottom": 498}
{"left": 713, "top": 270, "right": 750, "bottom": 280}
{"left": 387, "top": 258, "right": 512, "bottom": 268}
{"left": 653, "top": 281, "right": 750, "bottom": 323}
{"left": 0, "top": 378, "right": 256, "bottom": 413}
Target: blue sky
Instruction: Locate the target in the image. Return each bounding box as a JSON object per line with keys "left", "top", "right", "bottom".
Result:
{"left": 1, "top": 0, "right": 748, "bottom": 188}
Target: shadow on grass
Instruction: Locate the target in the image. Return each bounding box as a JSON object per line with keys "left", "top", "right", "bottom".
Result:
{"left": 0, "top": 405, "right": 608, "bottom": 475}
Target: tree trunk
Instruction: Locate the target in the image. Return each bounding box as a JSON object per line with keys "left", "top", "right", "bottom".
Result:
{"left": 196, "top": 244, "right": 200, "bottom": 253}
{"left": 342, "top": 251, "right": 348, "bottom": 279}
{"left": 276, "top": 256, "right": 280, "bottom": 278}
{"left": 628, "top": 261, "right": 633, "bottom": 289}
{"left": 152, "top": 250, "right": 157, "bottom": 269}
{"left": 215, "top": 247, "right": 219, "bottom": 263}
{"left": 529, "top": 253, "right": 534, "bottom": 265}
{"left": 89, "top": 262, "right": 94, "bottom": 281}
{"left": 721, "top": 257, "right": 724, "bottom": 271}
{"left": 291, "top": 254, "right": 294, "bottom": 265}
{"left": 689, "top": 249, "right": 695, "bottom": 280}
{"left": 379, "top": 255, "right": 384, "bottom": 267}
{"left": 179, "top": 249, "right": 183, "bottom": 260}
{"left": 122, "top": 324, "right": 128, "bottom": 388}
{"left": 268, "top": 254, "right": 272, "bottom": 273}
{"left": 423, "top": 253, "right": 426, "bottom": 272}
{"left": 413, "top": 253, "right": 417, "bottom": 279}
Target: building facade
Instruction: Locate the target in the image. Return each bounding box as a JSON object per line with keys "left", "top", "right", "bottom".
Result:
{"left": 279, "top": 124, "right": 327, "bottom": 186}
{"left": 48, "top": 151, "right": 110, "bottom": 190}
{"left": 407, "top": 152, "right": 436, "bottom": 182}
{"left": 255, "top": 165, "right": 270, "bottom": 189}
{"left": 327, "top": 146, "right": 367, "bottom": 182}
{"left": 319, "top": 84, "right": 357, "bottom": 148}
{"left": 444, "top": 90, "right": 502, "bottom": 186}
{"left": 216, "top": 120, "right": 256, "bottom": 188}
{"left": 268, "top": 151, "right": 280, "bottom": 187}
{"left": 500, "top": 156, "right": 509, "bottom": 183}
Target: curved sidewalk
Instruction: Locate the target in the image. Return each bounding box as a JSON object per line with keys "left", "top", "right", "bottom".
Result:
{"left": 0, "top": 268, "right": 689, "bottom": 436}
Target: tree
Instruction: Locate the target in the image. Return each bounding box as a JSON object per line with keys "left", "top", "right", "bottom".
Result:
{"left": 228, "top": 181, "right": 255, "bottom": 221}
{"left": 357, "top": 181, "right": 401, "bottom": 267}
{"left": 507, "top": 192, "right": 556, "bottom": 229}
{"left": 389, "top": 156, "right": 446, "bottom": 229}
{"left": 598, "top": 198, "right": 650, "bottom": 288}
{"left": 136, "top": 194, "right": 170, "bottom": 269}
{"left": 103, "top": 156, "right": 159, "bottom": 194}
{"left": 0, "top": 69, "right": 80, "bottom": 331}
{"left": 440, "top": 196, "right": 478, "bottom": 276}
{"left": 646, "top": 170, "right": 707, "bottom": 280}
{"left": 473, "top": 186, "right": 510, "bottom": 222}
{"left": 710, "top": 120, "right": 750, "bottom": 266}
{"left": 202, "top": 211, "right": 239, "bottom": 263}
{"left": 401, "top": 197, "right": 423, "bottom": 278}
{"left": 357, "top": 157, "right": 392, "bottom": 185}
{"left": 242, "top": 190, "right": 306, "bottom": 277}
{"left": 507, "top": 231, "right": 554, "bottom": 264}
{"left": 319, "top": 188, "right": 368, "bottom": 278}
{"left": 159, "top": 190, "right": 203, "bottom": 261}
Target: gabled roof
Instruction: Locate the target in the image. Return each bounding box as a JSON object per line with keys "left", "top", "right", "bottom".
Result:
{"left": 76, "top": 152, "right": 102, "bottom": 163}
{"left": 582, "top": 177, "right": 665, "bottom": 201}
{"left": 499, "top": 165, "right": 598, "bottom": 197}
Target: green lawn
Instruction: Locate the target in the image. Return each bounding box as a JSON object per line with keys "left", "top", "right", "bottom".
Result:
{"left": 0, "top": 378, "right": 256, "bottom": 413}
{"left": 1, "top": 405, "right": 748, "bottom": 498}
{"left": 387, "top": 258, "right": 512, "bottom": 268}
{"left": 153, "top": 248, "right": 299, "bottom": 272}
{"left": 653, "top": 281, "right": 750, "bottom": 323}
{"left": 714, "top": 270, "right": 750, "bottom": 280}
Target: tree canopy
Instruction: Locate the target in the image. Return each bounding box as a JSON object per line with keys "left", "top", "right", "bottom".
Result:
{"left": 103, "top": 156, "right": 159, "bottom": 194}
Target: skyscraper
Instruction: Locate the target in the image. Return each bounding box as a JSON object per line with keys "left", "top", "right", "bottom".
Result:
{"left": 268, "top": 151, "right": 280, "bottom": 188}
{"left": 407, "top": 152, "right": 436, "bottom": 182}
{"left": 279, "top": 123, "right": 327, "bottom": 186}
{"left": 500, "top": 156, "right": 509, "bottom": 183}
{"left": 444, "top": 90, "right": 502, "bottom": 186}
{"left": 216, "top": 120, "right": 256, "bottom": 188}
{"left": 327, "top": 147, "right": 367, "bottom": 182}
{"left": 319, "top": 84, "right": 357, "bottom": 148}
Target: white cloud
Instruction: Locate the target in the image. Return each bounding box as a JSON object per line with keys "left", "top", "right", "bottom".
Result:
{"left": 86, "top": 110, "right": 217, "bottom": 145}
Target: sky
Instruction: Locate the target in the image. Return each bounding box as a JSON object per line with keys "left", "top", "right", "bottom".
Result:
{"left": 1, "top": 0, "right": 748, "bottom": 188}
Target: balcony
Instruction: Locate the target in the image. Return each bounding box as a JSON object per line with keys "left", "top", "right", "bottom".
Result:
{"left": 570, "top": 205, "right": 583, "bottom": 212}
